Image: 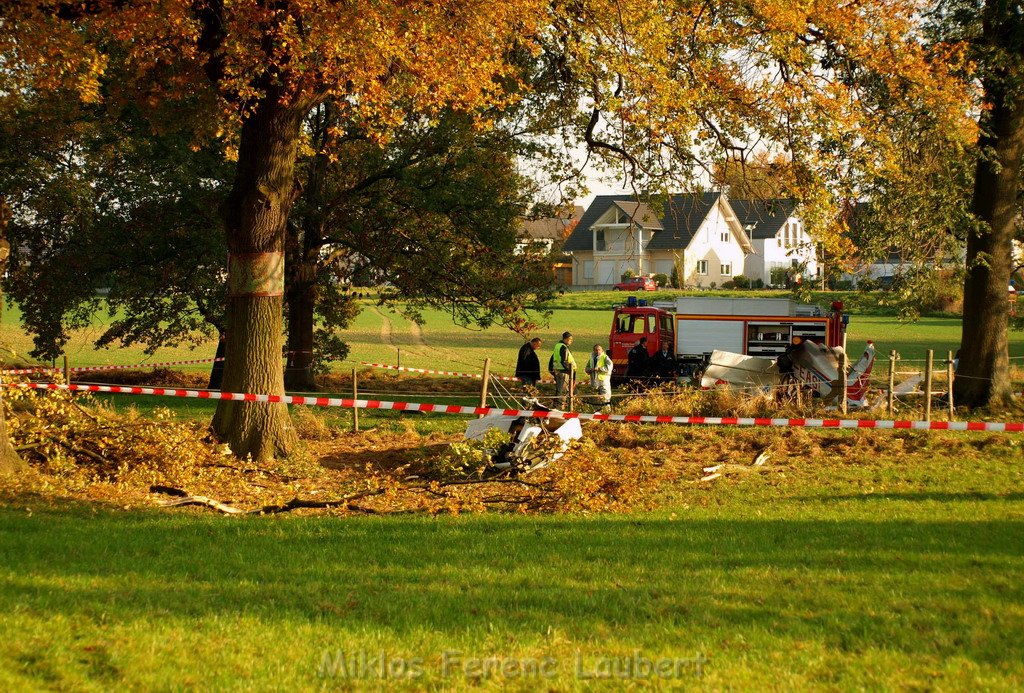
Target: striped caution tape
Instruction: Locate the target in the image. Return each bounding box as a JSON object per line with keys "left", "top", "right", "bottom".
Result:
{"left": 10, "top": 382, "right": 1024, "bottom": 433}
{"left": 361, "top": 361, "right": 556, "bottom": 384}
{"left": 1, "top": 350, "right": 326, "bottom": 376}
{"left": 0, "top": 356, "right": 225, "bottom": 376}
{"left": 361, "top": 361, "right": 525, "bottom": 382}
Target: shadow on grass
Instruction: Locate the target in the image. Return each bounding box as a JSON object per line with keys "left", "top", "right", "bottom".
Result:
{"left": 797, "top": 491, "right": 1024, "bottom": 503}
{"left": 1, "top": 503, "right": 1022, "bottom": 667}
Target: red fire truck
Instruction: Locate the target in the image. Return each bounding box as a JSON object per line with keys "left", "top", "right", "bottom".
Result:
{"left": 609, "top": 296, "right": 847, "bottom": 380}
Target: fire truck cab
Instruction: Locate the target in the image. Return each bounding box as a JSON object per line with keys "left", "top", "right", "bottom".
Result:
{"left": 609, "top": 298, "right": 674, "bottom": 380}
{"left": 609, "top": 296, "right": 847, "bottom": 381}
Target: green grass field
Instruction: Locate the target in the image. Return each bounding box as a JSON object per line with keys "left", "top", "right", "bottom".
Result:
{"left": 2, "top": 439, "right": 1023, "bottom": 690}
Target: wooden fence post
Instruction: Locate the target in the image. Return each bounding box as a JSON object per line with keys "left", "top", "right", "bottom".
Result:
{"left": 352, "top": 368, "right": 359, "bottom": 433}
{"left": 924, "top": 350, "right": 934, "bottom": 422}
{"left": 947, "top": 350, "right": 955, "bottom": 421}
{"left": 887, "top": 350, "right": 896, "bottom": 417}
{"left": 479, "top": 358, "right": 491, "bottom": 416}
{"left": 840, "top": 350, "right": 848, "bottom": 415}
{"left": 397, "top": 347, "right": 401, "bottom": 370}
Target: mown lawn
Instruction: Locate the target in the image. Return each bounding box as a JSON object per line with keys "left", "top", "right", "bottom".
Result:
{"left": 2, "top": 434, "right": 1023, "bottom": 690}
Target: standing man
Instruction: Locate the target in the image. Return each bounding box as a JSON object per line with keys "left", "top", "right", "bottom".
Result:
{"left": 515, "top": 337, "right": 543, "bottom": 386}
{"left": 548, "top": 331, "right": 576, "bottom": 409}
{"left": 626, "top": 337, "right": 650, "bottom": 389}
{"left": 651, "top": 342, "right": 677, "bottom": 384}
{"left": 586, "top": 344, "right": 614, "bottom": 409}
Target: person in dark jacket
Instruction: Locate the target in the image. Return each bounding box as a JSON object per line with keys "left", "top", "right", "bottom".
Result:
{"left": 515, "top": 337, "right": 543, "bottom": 386}
{"left": 626, "top": 337, "right": 650, "bottom": 388}
{"left": 651, "top": 344, "right": 677, "bottom": 383}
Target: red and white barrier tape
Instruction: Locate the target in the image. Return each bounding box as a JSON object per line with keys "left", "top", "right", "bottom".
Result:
{"left": 10, "top": 382, "right": 1024, "bottom": 433}
{"left": 361, "top": 361, "right": 556, "bottom": 384}
{"left": 0, "top": 356, "right": 225, "bottom": 376}
{"left": 361, "top": 361, "right": 523, "bottom": 382}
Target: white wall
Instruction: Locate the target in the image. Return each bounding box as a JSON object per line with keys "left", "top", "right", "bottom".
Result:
{"left": 682, "top": 202, "right": 748, "bottom": 287}
{"left": 747, "top": 217, "right": 818, "bottom": 285}
{"left": 571, "top": 251, "right": 645, "bottom": 286}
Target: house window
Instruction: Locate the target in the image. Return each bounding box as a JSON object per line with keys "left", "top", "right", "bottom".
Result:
{"left": 777, "top": 234, "right": 782, "bottom": 248}
{"left": 720, "top": 231, "right": 730, "bottom": 243}
{"left": 595, "top": 230, "right": 606, "bottom": 252}
{"left": 583, "top": 261, "right": 594, "bottom": 280}
{"left": 721, "top": 263, "right": 732, "bottom": 276}
{"left": 697, "top": 260, "right": 708, "bottom": 275}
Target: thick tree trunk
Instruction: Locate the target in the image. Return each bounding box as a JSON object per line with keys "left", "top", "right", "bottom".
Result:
{"left": 284, "top": 260, "right": 318, "bottom": 391}
{"left": 956, "top": 77, "right": 1024, "bottom": 408}
{"left": 0, "top": 383, "right": 25, "bottom": 476}
{"left": 211, "top": 97, "right": 302, "bottom": 460}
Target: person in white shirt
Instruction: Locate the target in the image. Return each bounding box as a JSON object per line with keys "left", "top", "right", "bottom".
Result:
{"left": 585, "top": 344, "right": 614, "bottom": 409}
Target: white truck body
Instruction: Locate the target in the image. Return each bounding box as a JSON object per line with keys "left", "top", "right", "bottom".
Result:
{"left": 671, "top": 297, "right": 833, "bottom": 362}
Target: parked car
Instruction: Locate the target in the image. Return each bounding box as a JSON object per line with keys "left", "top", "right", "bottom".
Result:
{"left": 613, "top": 276, "right": 657, "bottom": 291}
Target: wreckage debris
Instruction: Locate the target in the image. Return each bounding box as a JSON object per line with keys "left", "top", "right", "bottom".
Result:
{"left": 464, "top": 398, "right": 583, "bottom": 474}
{"left": 701, "top": 340, "right": 877, "bottom": 407}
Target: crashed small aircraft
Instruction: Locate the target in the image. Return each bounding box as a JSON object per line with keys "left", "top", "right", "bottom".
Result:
{"left": 701, "top": 340, "right": 877, "bottom": 407}
{"left": 464, "top": 399, "right": 583, "bottom": 473}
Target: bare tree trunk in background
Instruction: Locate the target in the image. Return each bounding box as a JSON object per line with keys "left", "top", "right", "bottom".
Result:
{"left": 284, "top": 259, "right": 318, "bottom": 391}
{"left": 207, "top": 330, "right": 226, "bottom": 390}
{"left": 0, "top": 198, "right": 26, "bottom": 475}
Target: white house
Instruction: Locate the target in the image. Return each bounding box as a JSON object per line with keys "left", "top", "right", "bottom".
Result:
{"left": 563, "top": 192, "right": 762, "bottom": 287}
{"left": 730, "top": 199, "right": 819, "bottom": 285}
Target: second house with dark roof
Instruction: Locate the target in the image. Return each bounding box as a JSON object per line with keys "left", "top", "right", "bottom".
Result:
{"left": 562, "top": 192, "right": 818, "bottom": 288}
{"left": 731, "top": 198, "right": 819, "bottom": 286}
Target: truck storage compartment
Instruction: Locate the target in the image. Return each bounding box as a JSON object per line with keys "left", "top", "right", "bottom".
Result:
{"left": 676, "top": 318, "right": 744, "bottom": 358}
